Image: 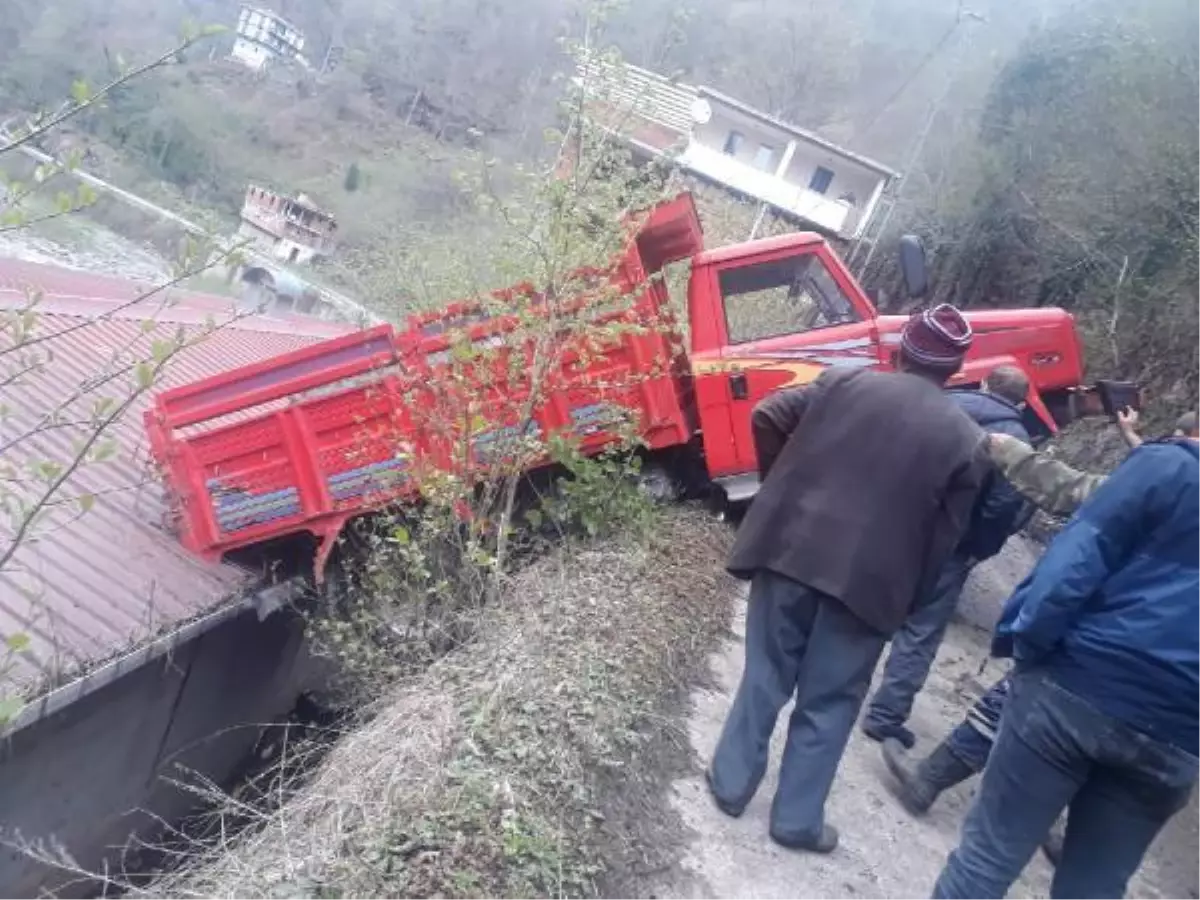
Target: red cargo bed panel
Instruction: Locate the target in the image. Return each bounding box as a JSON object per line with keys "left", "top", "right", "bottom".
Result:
{"left": 145, "top": 195, "right": 703, "bottom": 575}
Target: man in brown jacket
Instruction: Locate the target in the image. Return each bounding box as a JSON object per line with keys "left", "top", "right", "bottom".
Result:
{"left": 707, "top": 304, "right": 989, "bottom": 853}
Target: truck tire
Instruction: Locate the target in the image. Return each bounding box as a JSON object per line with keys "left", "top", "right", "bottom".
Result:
{"left": 637, "top": 462, "right": 682, "bottom": 504}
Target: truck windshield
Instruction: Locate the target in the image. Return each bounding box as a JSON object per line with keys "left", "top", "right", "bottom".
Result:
{"left": 720, "top": 253, "right": 859, "bottom": 344}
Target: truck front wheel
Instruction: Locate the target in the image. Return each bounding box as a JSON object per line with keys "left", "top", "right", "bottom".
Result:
{"left": 636, "top": 461, "right": 683, "bottom": 504}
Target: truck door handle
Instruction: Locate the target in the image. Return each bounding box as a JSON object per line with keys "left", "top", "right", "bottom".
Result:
{"left": 729, "top": 371, "right": 748, "bottom": 400}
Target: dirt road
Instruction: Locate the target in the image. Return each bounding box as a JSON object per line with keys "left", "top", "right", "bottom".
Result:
{"left": 652, "top": 540, "right": 1195, "bottom": 899}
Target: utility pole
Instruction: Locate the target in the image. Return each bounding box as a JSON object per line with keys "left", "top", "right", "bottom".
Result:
{"left": 747, "top": 202, "right": 769, "bottom": 240}
{"left": 317, "top": 0, "right": 344, "bottom": 76}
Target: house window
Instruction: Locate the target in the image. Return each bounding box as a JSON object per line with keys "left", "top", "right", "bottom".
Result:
{"left": 809, "top": 166, "right": 835, "bottom": 194}
{"left": 753, "top": 144, "right": 776, "bottom": 171}
{"left": 722, "top": 131, "right": 744, "bottom": 156}
{"left": 719, "top": 253, "right": 859, "bottom": 344}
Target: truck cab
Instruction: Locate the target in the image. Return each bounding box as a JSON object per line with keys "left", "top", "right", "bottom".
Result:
{"left": 671, "top": 212, "right": 1086, "bottom": 501}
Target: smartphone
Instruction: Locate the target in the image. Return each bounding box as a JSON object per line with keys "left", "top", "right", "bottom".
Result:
{"left": 1097, "top": 380, "right": 1142, "bottom": 417}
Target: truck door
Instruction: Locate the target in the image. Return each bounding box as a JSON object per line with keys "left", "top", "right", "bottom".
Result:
{"left": 699, "top": 245, "right": 879, "bottom": 490}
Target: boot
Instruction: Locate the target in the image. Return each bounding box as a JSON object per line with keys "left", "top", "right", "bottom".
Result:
{"left": 771, "top": 823, "right": 839, "bottom": 854}
{"left": 861, "top": 719, "right": 917, "bottom": 749}
{"left": 882, "top": 738, "right": 975, "bottom": 816}
{"left": 704, "top": 768, "right": 745, "bottom": 819}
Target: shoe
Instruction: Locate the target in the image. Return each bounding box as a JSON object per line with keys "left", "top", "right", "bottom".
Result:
{"left": 861, "top": 719, "right": 916, "bottom": 749}
{"left": 882, "top": 738, "right": 975, "bottom": 816}
{"left": 704, "top": 768, "right": 745, "bottom": 819}
{"left": 770, "top": 823, "right": 839, "bottom": 854}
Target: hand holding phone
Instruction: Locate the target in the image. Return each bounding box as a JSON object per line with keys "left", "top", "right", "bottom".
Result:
{"left": 1116, "top": 406, "right": 1143, "bottom": 449}
{"left": 1098, "top": 380, "right": 1142, "bottom": 418}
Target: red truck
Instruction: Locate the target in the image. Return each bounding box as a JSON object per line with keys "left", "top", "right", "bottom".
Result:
{"left": 145, "top": 192, "right": 1089, "bottom": 580}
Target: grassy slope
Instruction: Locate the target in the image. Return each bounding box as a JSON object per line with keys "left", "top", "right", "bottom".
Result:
{"left": 151, "top": 507, "right": 736, "bottom": 899}
{"left": 79, "top": 62, "right": 480, "bottom": 241}
{"left": 5, "top": 59, "right": 471, "bottom": 297}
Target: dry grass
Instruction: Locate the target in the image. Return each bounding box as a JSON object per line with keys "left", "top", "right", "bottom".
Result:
{"left": 141, "top": 506, "right": 735, "bottom": 899}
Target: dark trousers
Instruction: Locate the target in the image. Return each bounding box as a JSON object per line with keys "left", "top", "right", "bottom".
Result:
{"left": 934, "top": 672, "right": 1198, "bottom": 899}
{"left": 865, "top": 553, "right": 974, "bottom": 731}
{"left": 709, "top": 569, "right": 886, "bottom": 839}
{"left": 945, "top": 676, "right": 1010, "bottom": 772}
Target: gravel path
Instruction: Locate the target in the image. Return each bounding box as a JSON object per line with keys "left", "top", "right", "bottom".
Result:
{"left": 652, "top": 538, "right": 1195, "bottom": 899}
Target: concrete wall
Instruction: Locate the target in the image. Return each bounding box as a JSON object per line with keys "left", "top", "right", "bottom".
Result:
{"left": 693, "top": 111, "right": 782, "bottom": 172}
{"left": 236, "top": 220, "right": 278, "bottom": 256}
{"left": 230, "top": 38, "right": 273, "bottom": 71}
{"left": 691, "top": 107, "right": 884, "bottom": 237}
{"left": 781, "top": 148, "right": 880, "bottom": 236}
{"left": 0, "top": 610, "right": 321, "bottom": 896}
{"left": 236, "top": 222, "right": 320, "bottom": 266}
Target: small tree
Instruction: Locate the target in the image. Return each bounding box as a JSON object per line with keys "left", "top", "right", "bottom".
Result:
{"left": 305, "top": 25, "right": 686, "bottom": 692}
{"left": 343, "top": 161, "right": 361, "bottom": 192}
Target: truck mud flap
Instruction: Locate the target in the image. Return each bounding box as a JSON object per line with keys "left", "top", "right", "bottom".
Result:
{"left": 713, "top": 472, "right": 760, "bottom": 504}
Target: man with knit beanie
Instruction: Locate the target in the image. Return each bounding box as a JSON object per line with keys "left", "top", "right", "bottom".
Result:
{"left": 710, "top": 304, "right": 989, "bottom": 853}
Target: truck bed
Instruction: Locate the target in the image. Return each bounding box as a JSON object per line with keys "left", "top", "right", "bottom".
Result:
{"left": 144, "top": 196, "right": 705, "bottom": 572}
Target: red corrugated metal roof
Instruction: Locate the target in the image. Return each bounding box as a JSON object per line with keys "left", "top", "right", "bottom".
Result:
{"left": 0, "top": 259, "right": 357, "bottom": 696}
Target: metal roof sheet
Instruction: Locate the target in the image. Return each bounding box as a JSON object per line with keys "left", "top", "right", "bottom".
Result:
{"left": 0, "top": 259, "right": 356, "bottom": 697}
{"left": 575, "top": 55, "right": 699, "bottom": 135}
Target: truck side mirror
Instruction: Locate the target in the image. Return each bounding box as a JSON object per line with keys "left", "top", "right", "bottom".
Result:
{"left": 898, "top": 234, "right": 929, "bottom": 299}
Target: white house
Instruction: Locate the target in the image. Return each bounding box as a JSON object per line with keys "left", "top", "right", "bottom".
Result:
{"left": 230, "top": 6, "right": 307, "bottom": 71}
{"left": 576, "top": 58, "right": 898, "bottom": 241}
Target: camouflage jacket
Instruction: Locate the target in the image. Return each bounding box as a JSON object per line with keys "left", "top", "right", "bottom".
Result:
{"left": 986, "top": 434, "right": 1107, "bottom": 517}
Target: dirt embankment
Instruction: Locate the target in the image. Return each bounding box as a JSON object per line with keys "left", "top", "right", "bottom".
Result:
{"left": 147, "top": 507, "right": 735, "bottom": 898}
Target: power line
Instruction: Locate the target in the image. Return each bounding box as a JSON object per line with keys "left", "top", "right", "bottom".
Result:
{"left": 858, "top": 1, "right": 984, "bottom": 138}
{"left": 851, "top": 8, "right": 982, "bottom": 277}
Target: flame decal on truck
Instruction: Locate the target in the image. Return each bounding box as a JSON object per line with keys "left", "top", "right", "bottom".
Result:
{"left": 692, "top": 358, "right": 827, "bottom": 389}
{"left": 693, "top": 345, "right": 878, "bottom": 389}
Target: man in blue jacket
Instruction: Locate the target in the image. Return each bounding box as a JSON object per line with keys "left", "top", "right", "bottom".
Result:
{"left": 933, "top": 431, "right": 1199, "bottom": 899}
{"left": 862, "top": 366, "right": 1033, "bottom": 748}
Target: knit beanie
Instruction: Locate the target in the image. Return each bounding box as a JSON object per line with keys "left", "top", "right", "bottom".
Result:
{"left": 900, "top": 303, "right": 973, "bottom": 373}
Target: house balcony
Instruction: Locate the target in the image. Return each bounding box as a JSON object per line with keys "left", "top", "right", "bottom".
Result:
{"left": 677, "top": 142, "right": 852, "bottom": 235}
{"left": 240, "top": 207, "right": 333, "bottom": 253}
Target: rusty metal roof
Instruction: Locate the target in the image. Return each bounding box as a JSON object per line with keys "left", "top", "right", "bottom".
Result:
{"left": 0, "top": 259, "right": 356, "bottom": 698}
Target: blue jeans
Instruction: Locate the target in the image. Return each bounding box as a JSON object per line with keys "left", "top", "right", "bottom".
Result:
{"left": 865, "top": 554, "right": 975, "bottom": 731}
{"left": 709, "top": 569, "right": 886, "bottom": 839}
{"left": 934, "top": 671, "right": 1198, "bottom": 899}
{"left": 945, "top": 676, "right": 1010, "bottom": 772}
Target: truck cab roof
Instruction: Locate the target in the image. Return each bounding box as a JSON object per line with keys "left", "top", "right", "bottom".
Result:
{"left": 692, "top": 231, "right": 826, "bottom": 269}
